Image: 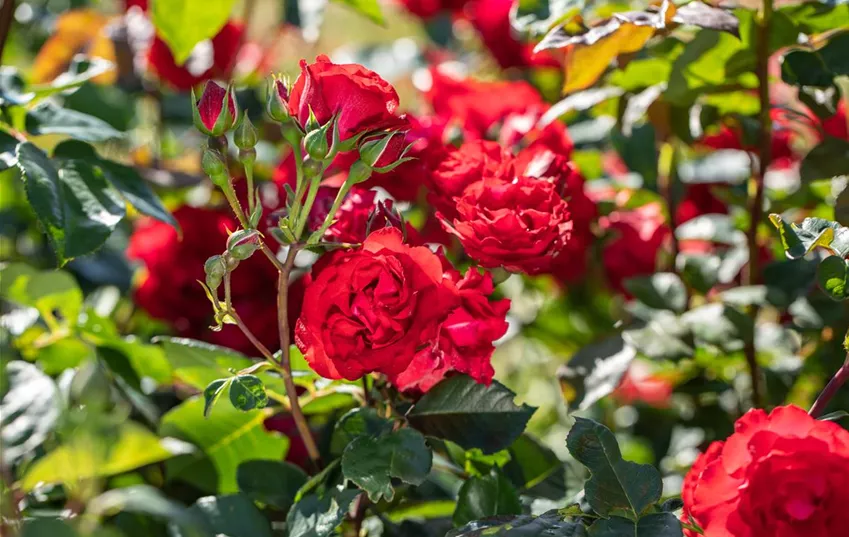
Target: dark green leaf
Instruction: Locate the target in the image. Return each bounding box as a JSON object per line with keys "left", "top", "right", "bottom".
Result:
{"left": 557, "top": 336, "right": 636, "bottom": 411}
{"left": 88, "top": 485, "right": 205, "bottom": 536}
{"left": 453, "top": 471, "right": 523, "bottom": 527}
{"left": 681, "top": 303, "right": 753, "bottom": 348}
{"left": 666, "top": 30, "right": 752, "bottom": 106}
{"left": 236, "top": 460, "right": 307, "bottom": 512}
{"left": 611, "top": 124, "right": 658, "bottom": 186}
{"left": 511, "top": 0, "right": 584, "bottom": 37}
{"left": 781, "top": 31, "right": 849, "bottom": 87}
{"left": 331, "top": 0, "right": 385, "bottom": 25}
{"left": 623, "top": 316, "right": 694, "bottom": 360}
{"left": 0, "top": 130, "right": 18, "bottom": 170}
{"left": 25, "top": 101, "right": 123, "bottom": 142}
{"left": 342, "top": 428, "right": 432, "bottom": 502}
{"left": 98, "top": 345, "right": 143, "bottom": 391}
{"left": 407, "top": 376, "right": 535, "bottom": 455}
{"left": 678, "top": 253, "right": 721, "bottom": 294}
{"left": 330, "top": 407, "right": 393, "bottom": 456}
{"left": 447, "top": 510, "right": 587, "bottom": 537}
{"left": 836, "top": 183, "right": 849, "bottom": 228}
{"left": 99, "top": 160, "right": 177, "bottom": 227}
{"left": 151, "top": 0, "right": 239, "bottom": 65}
{"left": 1, "top": 361, "right": 62, "bottom": 465}
{"left": 780, "top": 2, "right": 849, "bottom": 34}
{"left": 203, "top": 379, "right": 229, "bottom": 418}
{"left": 566, "top": 417, "right": 662, "bottom": 518}
{"left": 800, "top": 136, "right": 849, "bottom": 181}
{"left": 624, "top": 273, "right": 687, "bottom": 313}
{"left": 817, "top": 255, "right": 849, "bottom": 301}
{"left": 286, "top": 487, "right": 360, "bottom": 537}
{"left": 21, "top": 519, "right": 79, "bottom": 537}
{"left": 171, "top": 494, "right": 272, "bottom": 537}
{"left": 0, "top": 67, "right": 33, "bottom": 105}
{"left": 228, "top": 375, "right": 268, "bottom": 411}
{"left": 588, "top": 513, "right": 682, "bottom": 536}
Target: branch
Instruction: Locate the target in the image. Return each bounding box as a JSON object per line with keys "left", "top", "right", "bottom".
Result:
{"left": 0, "top": 0, "right": 16, "bottom": 63}
{"left": 809, "top": 354, "right": 849, "bottom": 418}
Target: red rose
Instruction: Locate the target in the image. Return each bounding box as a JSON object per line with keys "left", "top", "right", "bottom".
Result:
{"left": 294, "top": 228, "right": 458, "bottom": 380}
{"left": 288, "top": 55, "right": 403, "bottom": 141}
{"left": 427, "top": 140, "right": 511, "bottom": 216}
{"left": 682, "top": 405, "right": 849, "bottom": 537}
{"left": 391, "top": 268, "right": 510, "bottom": 394}
{"left": 467, "top": 0, "right": 559, "bottom": 69}
{"left": 822, "top": 99, "right": 848, "bottom": 140}
{"left": 128, "top": 206, "right": 283, "bottom": 355}
{"left": 147, "top": 22, "right": 243, "bottom": 91}
{"left": 600, "top": 202, "right": 669, "bottom": 294}
{"left": 443, "top": 174, "right": 573, "bottom": 275}
{"left": 396, "top": 0, "right": 470, "bottom": 19}
{"left": 611, "top": 363, "right": 673, "bottom": 408}
{"left": 675, "top": 184, "right": 728, "bottom": 225}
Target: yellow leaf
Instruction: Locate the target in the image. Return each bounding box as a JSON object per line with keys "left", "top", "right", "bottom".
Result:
{"left": 31, "top": 9, "right": 117, "bottom": 85}
{"left": 563, "top": 23, "right": 655, "bottom": 93}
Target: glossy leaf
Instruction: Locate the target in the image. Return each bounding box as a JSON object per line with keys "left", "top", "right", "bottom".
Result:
{"left": 817, "top": 255, "right": 849, "bottom": 301}
{"left": 286, "top": 487, "right": 360, "bottom": 537}
{"left": 236, "top": 460, "right": 307, "bottom": 512}
{"left": 511, "top": 0, "right": 583, "bottom": 37}
{"left": 228, "top": 374, "right": 268, "bottom": 411}
{"left": 150, "top": 0, "right": 239, "bottom": 65}
{"left": 566, "top": 417, "right": 662, "bottom": 518}
{"left": 588, "top": 513, "right": 682, "bottom": 536}
{"left": 341, "top": 428, "right": 432, "bottom": 502}
{"left": 557, "top": 336, "right": 636, "bottom": 411}
{"left": 330, "top": 407, "right": 393, "bottom": 456}
{"left": 88, "top": 485, "right": 205, "bottom": 535}
{"left": 171, "top": 494, "right": 272, "bottom": 537}
{"left": 800, "top": 136, "right": 849, "bottom": 182}
{"left": 781, "top": 31, "right": 849, "bottom": 87}
{"left": 20, "top": 519, "right": 79, "bottom": 537}
{"left": 447, "top": 510, "right": 587, "bottom": 537}
{"left": 407, "top": 375, "right": 535, "bottom": 455}
{"left": 25, "top": 101, "right": 122, "bottom": 142}
{"left": 624, "top": 273, "right": 687, "bottom": 313}
{"left": 203, "top": 379, "right": 229, "bottom": 418}
{"left": 1, "top": 361, "right": 62, "bottom": 465}
{"left": 453, "top": 471, "right": 523, "bottom": 527}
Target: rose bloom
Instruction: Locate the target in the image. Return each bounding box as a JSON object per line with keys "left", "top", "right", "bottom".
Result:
{"left": 600, "top": 201, "right": 669, "bottom": 294}
{"left": 288, "top": 55, "right": 405, "bottom": 141}
{"left": 128, "top": 206, "right": 286, "bottom": 355}
{"left": 466, "top": 0, "right": 559, "bottom": 70}
{"left": 295, "top": 228, "right": 458, "bottom": 380}
{"left": 390, "top": 268, "right": 509, "bottom": 394}
{"left": 396, "top": 0, "right": 470, "bottom": 18}
{"left": 675, "top": 184, "right": 728, "bottom": 225}
{"left": 611, "top": 363, "right": 673, "bottom": 408}
{"left": 443, "top": 174, "right": 573, "bottom": 275}
{"left": 682, "top": 405, "right": 849, "bottom": 537}
{"left": 427, "top": 140, "right": 511, "bottom": 216}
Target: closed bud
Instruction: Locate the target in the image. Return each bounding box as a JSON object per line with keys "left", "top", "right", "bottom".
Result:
{"left": 304, "top": 126, "right": 330, "bottom": 161}
{"left": 358, "top": 131, "right": 406, "bottom": 168}
{"left": 201, "top": 149, "right": 229, "bottom": 187}
{"left": 204, "top": 255, "right": 227, "bottom": 290}
{"left": 266, "top": 76, "right": 291, "bottom": 123}
{"left": 227, "top": 229, "right": 260, "bottom": 260}
{"left": 192, "top": 81, "right": 238, "bottom": 136}
{"left": 234, "top": 112, "right": 258, "bottom": 150}
{"left": 347, "top": 159, "right": 373, "bottom": 185}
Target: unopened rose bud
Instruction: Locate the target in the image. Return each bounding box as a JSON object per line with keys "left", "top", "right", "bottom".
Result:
{"left": 267, "top": 76, "right": 291, "bottom": 123}
{"left": 204, "top": 255, "right": 227, "bottom": 290}
{"left": 234, "top": 112, "right": 258, "bottom": 150}
{"left": 227, "top": 229, "right": 260, "bottom": 260}
{"left": 201, "top": 149, "right": 229, "bottom": 188}
{"left": 192, "top": 81, "right": 238, "bottom": 136}
{"left": 358, "top": 131, "right": 406, "bottom": 168}
{"left": 304, "top": 127, "right": 330, "bottom": 161}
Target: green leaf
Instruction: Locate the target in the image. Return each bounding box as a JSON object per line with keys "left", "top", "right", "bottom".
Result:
{"left": 566, "top": 417, "right": 662, "bottom": 518}
{"left": 504, "top": 435, "right": 570, "bottom": 497}
{"left": 16, "top": 143, "right": 125, "bottom": 264}
{"left": 624, "top": 273, "right": 687, "bottom": 313}
{"left": 782, "top": 31, "right": 849, "bottom": 87}
{"left": 330, "top": 407, "right": 393, "bottom": 456}
{"left": 800, "top": 136, "right": 849, "bottom": 181}
{"left": 150, "top": 0, "right": 239, "bottom": 65}
{"left": 681, "top": 303, "right": 753, "bottom": 348}
{"left": 21, "top": 519, "right": 79, "bottom": 537}
{"left": 453, "top": 471, "right": 523, "bottom": 527}
{"left": 203, "top": 379, "right": 230, "bottom": 418}
{"left": 88, "top": 485, "right": 206, "bottom": 536}
{"left": 511, "top": 0, "right": 583, "bottom": 37}
{"left": 817, "top": 255, "right": 849, "bottom": 301}
{"left": 159, "top": 397, "right": 288, "bottom": 493}
{"left": 768, "top": 215, "right": 849, "bottom": 258}
{"left": 171, "top": 494, "right": 272, "bottom": 537}
{"left": 286, "top": 487, "right": 360, "bottom": 537}
{"left": 588, "top": 513, "right": 683, "bottom": 536}
{"left": 330, "top": 0, "right": 385, "bottom": 25}
{"left": 780, "top": 2, "right": 849, "bottom": 34}
{"left": 98, "top": 160, "right": 177, "bottom": 228}
{"left": 836, "top": 183, "right": 849, "bottom": 228}
{"left": 25, "top": 101, "right": 122, "bottom": 142}
{"left": 623, "top": 315, "right": 694, "bottom": 360}
{"left": 1, "top": 361, "right": 62, "bottom": 465}
{"left": 608, "top": 58, "right": 671, "bottom": 92}
{"left": 557, "top": 336, "right": 636, "bottom": 411}
{"left": 228, "top": 374, "right": 268, "bottom": 411}
{"left": 21, "top": 422, "right": 195, "bottom": 491}
{"left": 0, "top": 130, "right": 18, "bottom": 171}
{"left": 407, "top": 376, "right": 535, "bottom": 455}
{"left": 447, "top": 510, "right": 587, "bottom": 537}
{"left": 0, "top": 263, "right": 83, "bottom": 325}
{"left": 237, "top": 460, "right": 307, "bottom": 512}
{"left": 341, "top": 428, "right": 432, "bottom": 502}
{"left": 666, "top": 30, "right": 753, "bottom": 106}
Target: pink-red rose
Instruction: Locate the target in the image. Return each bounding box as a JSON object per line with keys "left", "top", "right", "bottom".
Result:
{"left": 390, "top": 268, "right": 510, "bottom": 394}
{"left": 682, "top": 405, "right": 849, "bottom": 537}
{"left": 294, "top": 228, "right": 458, "bottom": 380}
{"left": 427, "top": 140, "right": 511, "bottom": 216}
{"left": 288, "top": 55, "right": 403, "bottom": 141}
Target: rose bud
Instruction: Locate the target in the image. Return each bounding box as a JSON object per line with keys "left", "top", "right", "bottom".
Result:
{"left": 204, "top": 254, "right": 227, "bottom": 291}
{"left": 358, "top": 130, "right": 410, "bottom": 172}
{"left": 227, "top": 229, "right": 261, "bottom": 260}
{"left": 267, "top": 76, "right": 291, "bottom": 123}
{"left": 192, "top": 81, "right": 238, "bottom": 137}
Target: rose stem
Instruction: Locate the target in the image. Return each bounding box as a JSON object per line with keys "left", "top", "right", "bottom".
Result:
{"left": 276, "top": 246, "right": 322, "bottom": 468}
{"left": 809, "top": 353, "right": 849, "bottom": 418}
{"left": 742, "top": 0, "right": 774, "bottom": 409}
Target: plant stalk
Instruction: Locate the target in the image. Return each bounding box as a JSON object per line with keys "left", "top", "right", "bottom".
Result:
{"left": 0, "top": 0, "right": 16, "bottom": 63}
{"left": 742, "top": 0, "right": 774, "bottom": 409}
{"left": 310, "top": 180, "right": 353, "bottom": 242}
{"left": 809, "top": 354, "right": 849, "bottom": 418}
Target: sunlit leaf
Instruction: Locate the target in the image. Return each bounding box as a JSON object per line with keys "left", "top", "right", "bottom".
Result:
{"left": 150, "top": 0, "right": 239, "bottom": 65}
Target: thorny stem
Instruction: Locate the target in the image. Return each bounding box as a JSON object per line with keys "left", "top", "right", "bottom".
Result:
{"left": 289, "top": 144, "right": 308, "bottom": 223}
{"left": 742, "top": 0, "right": 774, "bottom": 409}
{"left": 277, "top": 247, "right": 322, "bottom": 467}
{"left": 809, "top": 354, "right": 849, "bottom": 418}
{"left": 244, "top": 160, "right": 255, "bottom": 216}
{"left": 294, "top": 176, "right": 322, "bottom": 239}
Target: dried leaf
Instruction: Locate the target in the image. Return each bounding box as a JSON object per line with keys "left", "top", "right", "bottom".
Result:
{"left": 31, "top": 10, "right": 117, "bottom": 85}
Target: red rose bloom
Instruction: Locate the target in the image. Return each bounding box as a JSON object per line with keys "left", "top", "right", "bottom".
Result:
{"left": 682, "top": 405, "right": 849, "bottom": 537}
{"left": 443, "top": 174, "right": 573, "bottom": 275}
{"left": 128, "top": 206, "right": 282, "bottom": 354}
{"left": 427, "top": 140, "right": 511, "bottom": 216}
{"left": 600, "top": 202, "right": 669, "bottom": 294}
{"left": 467, "top": 0, "right": 559, "bottom": 69}
{"left": 611, "top": 363, "right": 673, "bottom": 408}
{"left": 391, "top": 268, "right": 510, "bottom": 394}
{"left": 294, "top": 228, "right": 458, "bottom": 380}
{"left": 288, "top": 55, "right": 403, "bottom": 141}
{"left": 675, "top": 184, "right": 728, "bottom": 225}
{"left": 147, "top": 22, "right": 243, "bottom": 91}
{"left": 396, "top": 0, "right": 470, "bottom": 19}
